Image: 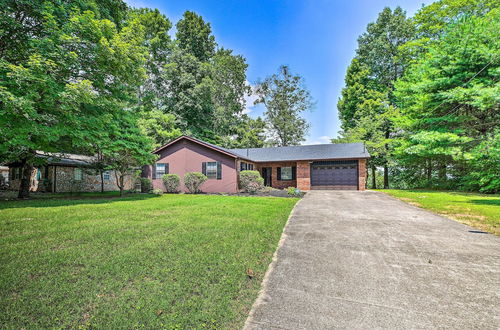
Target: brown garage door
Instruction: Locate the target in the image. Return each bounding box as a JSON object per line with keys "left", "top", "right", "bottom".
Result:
{"left": 310, "top": 161, "right": 358, "bottom": 190}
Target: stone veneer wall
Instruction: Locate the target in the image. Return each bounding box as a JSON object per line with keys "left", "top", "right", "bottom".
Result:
{"left": 8, "top": 166, "right": 134, "bottom": 193}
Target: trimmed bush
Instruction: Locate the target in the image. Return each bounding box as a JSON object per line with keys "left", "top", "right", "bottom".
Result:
{"left": 140, "top": 178, "right": 152, "bottom": 193}
{"left": 240, "top": 170, "right": 264, "bottom": 194}
{"left": 162, "top": 174, "right": 180, "bottom": 193}
{"left": 184, "top": 172, "right": 207, "bottom": 193}
{"left": 152, "top": 188, "right": 163, "bottom": 195}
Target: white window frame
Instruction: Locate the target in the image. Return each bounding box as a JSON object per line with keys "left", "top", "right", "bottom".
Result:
{"left": 103, "top": 170, "right": 111, "bottom": 180}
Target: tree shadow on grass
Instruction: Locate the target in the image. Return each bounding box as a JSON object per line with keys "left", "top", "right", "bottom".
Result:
{"left": 466, "top": 199, "right": 500, "bottom": 207}
{"left": 0, "top": 193, "right": 160, "bottom": 210}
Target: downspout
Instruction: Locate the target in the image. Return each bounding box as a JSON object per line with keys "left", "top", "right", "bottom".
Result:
{"left": 235, "top": 158, "right": 239, "bottom": 192}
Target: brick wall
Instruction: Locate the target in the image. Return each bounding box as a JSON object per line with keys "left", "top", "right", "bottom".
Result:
{"left": 358, "top": 159, "right": 367, "bottom": 191}
{"left": 256, "top": 162, "right": 297, "bottom": 190}
{"left": 296, "top": 161, "right": 311, "bottom": 190}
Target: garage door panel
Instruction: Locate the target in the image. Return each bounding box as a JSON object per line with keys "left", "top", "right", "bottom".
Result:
{"left": 311, "top": 162, "right": 358, "bottom": 188}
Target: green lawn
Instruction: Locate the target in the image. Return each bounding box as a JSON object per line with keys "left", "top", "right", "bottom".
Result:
{"left": 0, "top": 194, "right": 298, "bottom": 329}
{"left": 377, "top": 189, "right": 499, "bottom": 235}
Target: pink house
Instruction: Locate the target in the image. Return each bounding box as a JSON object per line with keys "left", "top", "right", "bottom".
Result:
{"left": 143, "top": 136, "right": 370, "bottom": 193}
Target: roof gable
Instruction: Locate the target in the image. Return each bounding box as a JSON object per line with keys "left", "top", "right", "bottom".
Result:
{"left": 153, "top": 136, "right": 244, "bottom": 159}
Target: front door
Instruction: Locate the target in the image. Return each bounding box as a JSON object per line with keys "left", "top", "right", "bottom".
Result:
{"left": 262, "top": 167, "right": 272, "bottom": 187}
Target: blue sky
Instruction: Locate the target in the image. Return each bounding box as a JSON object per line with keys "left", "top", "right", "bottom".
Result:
{"left": 125, "top": 0, "right": 432, "bottom": 144}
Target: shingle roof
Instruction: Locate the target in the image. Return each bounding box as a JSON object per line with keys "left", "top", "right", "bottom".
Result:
{"left": 36, "top": 152, "right": 94, "bottom": 166}
{"left": 154, "top": 136, "right": 370, "bottom": 162}
{"left": 229, "top": 142, "right": 370, "bottom": 162}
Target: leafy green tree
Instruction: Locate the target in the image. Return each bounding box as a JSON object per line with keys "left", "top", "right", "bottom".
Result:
{"left": 0, "top": 2, "right": 147, "bottom": 198}
{"left": 255, "top": 65, "right": 313, "bottom": 146}
{"left": 103, "top": 111, "right": 156, "bottom": 196}
{"left": 176, "top": 11, "right": 217, "bottom": 62}
{"left": 394, "top": 9, "right": 499, "bottom": 191}
{"left": 138, "top": 109, "right": 182, "bottom": 148}
{"left": 338, "top": 7, "right": 415, "bottom": 188}
{"left": 0, "top": 0, "right": 128, "bottom": 64}
{"left": 222, "top": 115, "right": 267, "bottom": 148}
{"left": 211, "top": 48, "right": 251, "bottom": 138}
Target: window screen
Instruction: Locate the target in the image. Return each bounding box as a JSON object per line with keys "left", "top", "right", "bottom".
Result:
{"left": 206, "top": 162, "right": 217, "bottom": 179}
{"left": 155, "top": 163, "right": 167, "bottom": 178}
{"left": 280, "top": 167, "right": 292, "bottom": 180}
{"left": 74, "top": 168, "right": 83, "bottom": 181}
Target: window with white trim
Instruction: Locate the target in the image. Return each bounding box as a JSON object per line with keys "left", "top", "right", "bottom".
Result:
{"left": 206, "top": 162, "right": 218, "bottom": 179}
{"left": 103, "top": 170, "right": 111, "bottom": 180}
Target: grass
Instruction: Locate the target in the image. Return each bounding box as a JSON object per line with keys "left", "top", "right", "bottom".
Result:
{"left": 376, "top": 189, "right": 499, "bottom": 235}
{"left": 0, "top": 194, "right": 298, "bottom": 329}
{"left": 0, "top": 190, "right": 126, "bottom": 200}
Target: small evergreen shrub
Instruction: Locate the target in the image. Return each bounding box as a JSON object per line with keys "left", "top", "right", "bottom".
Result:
{"left": 184, "top": 172, "right": 207, "bottom": 193}
{"left": 140, "top": 178, "right": 152, "bottom": 193}
{"left": 240, "top": 171, "right": 264, "bottom": 194}
{"left": 162, "top": 174, "right": 180, "bottom": 193}
{"left": 286, "top": 186, "right": 301, "bottom": 196}
{"left": 152, "top": 188, "right": 163, "bottom": 195}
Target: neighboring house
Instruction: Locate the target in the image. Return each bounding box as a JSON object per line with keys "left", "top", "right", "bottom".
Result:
{"left": 143, "top": 135, "right": 370, "bottom": 193}
{"left": 0, "top": 166, "right": 9, "bottom": 184}
{"left": 7, "top": 153, "right": 134, "bottom": 193}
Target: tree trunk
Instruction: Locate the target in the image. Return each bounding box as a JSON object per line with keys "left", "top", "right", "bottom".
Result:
{"left": 100, "top": 170, "right": 104, "bottom": 193}
{"left": 371, "top": 165, "right": 376, "bottom": 189}
{"left": 119, "top": 174, "right": 124, "bottom": 196}
{"left": 383, "top": 165, "right": 389, "bottom": 189}
{"left": 383, "top": 129, "right": 390, "bottom": 189}
{"left": 18, "top": 160, "right": 33, "bottom": 199}
{"left": 438, "top": 161, "right": 447, "bottom": 182}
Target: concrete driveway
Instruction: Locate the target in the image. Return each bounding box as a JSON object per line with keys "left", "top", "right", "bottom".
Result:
{"left": 245, "top": 191, "right": 500, "bottom": 329}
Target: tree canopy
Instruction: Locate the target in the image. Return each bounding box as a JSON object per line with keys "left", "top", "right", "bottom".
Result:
{"left": 0, "top": 1, "right": 311, "bottom": 197}
{"left": 337, "top": 1, "right": 499, "bottom": 192}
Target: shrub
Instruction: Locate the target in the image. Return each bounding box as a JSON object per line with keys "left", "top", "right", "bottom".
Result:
{"left": 140, "top": 178, "right": 152, "bottom": 193}
{"left": 162, "top": 174, "right": 180, "bottom": 193}
{"left": 286, "top": 186, "right": 301, "bottom": 196}
{"left": 240, "top": 171, "right": 264, "bottom": 194}
{"left": 184, "top": 172, "right": 207, "bottom": 193}
{"left": 152, "top": 188, "right": 163, "bottom": 195}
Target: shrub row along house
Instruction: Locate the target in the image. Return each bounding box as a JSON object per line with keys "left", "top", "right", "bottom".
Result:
{"left": 145, "top": 136, "right": 369, "bottom": 193}
{"left": 6, "top": 136, "right": 369, "bottom": 194}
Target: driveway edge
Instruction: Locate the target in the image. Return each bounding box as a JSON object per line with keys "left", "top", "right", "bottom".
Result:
{"left": 242, "top": 196, "right": 305, "bottom": 330}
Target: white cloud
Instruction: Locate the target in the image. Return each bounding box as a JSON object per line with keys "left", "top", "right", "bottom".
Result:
{"left": 303, "top": 135, "right": 332, "bottom": 145}
{"left": 242, "top": 80, "right": 259, "bottom": 115}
